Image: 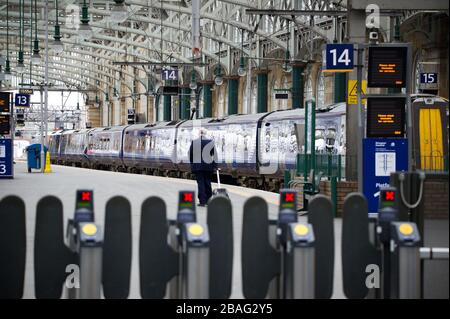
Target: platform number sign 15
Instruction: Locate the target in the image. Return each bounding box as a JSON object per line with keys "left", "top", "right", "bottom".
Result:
{"left": 162, "top": 69, "right": 179, "bottom": 81}
{"left": 420, "top": 73, "right": 438, "bottom": 84}
{"left": 324, "top": 44, "right": 354, "bottom": 72}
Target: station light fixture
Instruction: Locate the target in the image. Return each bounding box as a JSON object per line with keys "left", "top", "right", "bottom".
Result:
{"left": 189, "top": 72, "right": 197, "bottom": 90}
{"left": 4, "top": 61, "right": 12, "bottom": 81}
{"left": 4, "top": 0, "right": 12, "bottom": 81}
{"left": 214, "top": 66, "right": 223, "bottom": 86}
{"left": 17, "top": 0, "right": 25, "bottom": 74}
{"left": 79, "top": 0, "right": 93, "bottom": 40}
{"left": 16, "top": 51, "right": 26, "bottom": 74}
{"left": 31, "top": 0, "right": 41, "bottom": 65}
{"left": 214, "top": 42, "right": 224, "bottom": 86}
{"left": 238, "top": 31, "right": 247, "bottom": 77}
{"left": 283, "top": 49, "right": 292, "bottom": 73}
{"left": 52, "top": 0, "right": 64, "bottom": 54}
{"left": 237, "top": 56, "right": 247, "bottom": 77}
{"left": 110, "top": 0, "right": 128, "bottom": 24}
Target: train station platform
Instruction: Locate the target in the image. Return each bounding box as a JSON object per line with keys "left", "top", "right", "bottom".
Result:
{"left": 1, "top": 162, "right": 448, "bottom": 299}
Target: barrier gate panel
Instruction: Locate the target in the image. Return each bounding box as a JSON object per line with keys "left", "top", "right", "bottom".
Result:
{"left": 34, "top": 196, "right": 76, "bottom": 299}
{"left": 242, "top": 197, "right": 280, "bottom": 299}
{"left": 342, "top": 193, "right": 380, "bottom": 299}
{"left": 139, "top": 196, "right": 178, "bottom": 299}
{"left": 308, "top": 195, "right": 335, "bottom": 299}
{"left": 0, "top": 196, "right": 26, "bottom": 299}
{"left": 102, "top": 196, "right": 132, "bottom": 299}
{"left": 207, "top": 196, "right": 233, "bottom": 299}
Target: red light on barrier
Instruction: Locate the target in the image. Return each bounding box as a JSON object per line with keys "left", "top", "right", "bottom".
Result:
{"left": 81, "top": 192, "right": 91, "bottom": 202}
{"left": 285, "top": 193, "right": 295, "bottom": 202}
{"left": 385, "top": 191, "right": 395, "bottom": 201}
{"left": 183, "top": 193, "right": 193, "bottom": 202}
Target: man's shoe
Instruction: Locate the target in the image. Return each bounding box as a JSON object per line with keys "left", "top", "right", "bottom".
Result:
{"left": 198, "top": 203, "right": 206, "bottom": 207}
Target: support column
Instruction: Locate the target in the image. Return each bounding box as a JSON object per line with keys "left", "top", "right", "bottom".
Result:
{"left": 179, "top": 87, "right": 191, "bottom": 120}
{"left": 202, "top": 82, "right": 213, "bottom": 118}
{"left": 154, "top": 95, "right": 160, "bottom": 122}
{"left": 346, "top": 4, "right": 366, "bottom": 181}
{"left": 334, "top": 73, "right": 347, "bottom": 103}
{"left": 163, "top": 95, "right": 171, "bottom": 121}
{"left": 227, "top": 77, "right": 239, "bottom": 115}
{"left": 256, "top": 70, "right": 268, "bottom": 113}
{"left": 292, "top": 63, "right": 305, "bottom": 108}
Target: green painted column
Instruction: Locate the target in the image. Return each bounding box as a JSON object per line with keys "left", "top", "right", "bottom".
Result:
{"left": 228, "top": 78, "right": 239, "bottom": 115}
{"left": 292, "top": 65, "right": 305, "bottom": 108}
{"left": 155, "top": 94, "right": 160, "bottom": 122}
{"left": 334, "top": 73, "right": 347, "bottom": 103}
{"left": 180, "top": 87, "right": 191, "bottom": 120}
{"left": 257, "top": 72, "right": 268, "bottom": 113}
{"left": 163, "top": 95, "right": 171, "bottom": 121}
{"left": 203, "top": 83, "right": 213, "bottom": 117}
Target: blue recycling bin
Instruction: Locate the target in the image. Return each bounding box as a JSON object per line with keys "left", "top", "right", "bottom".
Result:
{"left": 26, "top": 144, "right": 48, "bottom": 173}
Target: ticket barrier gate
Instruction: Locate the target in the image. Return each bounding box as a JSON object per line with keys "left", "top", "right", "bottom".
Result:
{"left": 342, "top": 188, "right": 422, "bottom": 299}
{"left": 0, "top": 196, "right": 26, "bottom": 299}
{"left": 241, "top": 190, "right": 334, "bottom": 299}
{"left": 139, "top": 191, "right": 233, "bottom": 299}
{"left": 34, "top": 190, "right": 132, "bottom": 299}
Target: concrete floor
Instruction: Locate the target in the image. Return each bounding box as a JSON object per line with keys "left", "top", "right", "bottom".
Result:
{"left": 1, "top": 162, "right": 447, "bottom": 299}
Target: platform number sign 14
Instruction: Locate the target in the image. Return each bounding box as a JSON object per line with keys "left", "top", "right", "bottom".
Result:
{"left": 324, "top": 44, "right": 354, "bottom": 72}
{"left": 162, "top": 69, "right": 178, "bottom": 81}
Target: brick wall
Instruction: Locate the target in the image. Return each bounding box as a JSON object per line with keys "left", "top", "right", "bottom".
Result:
{"left": 318, "top": 178, "right": 448, "bottom": 219}
{"left": 319, "top": 180, "right": 358, "bottom": 217}
{"left": 423, "top": 180, "right": 449, "bottom": 219}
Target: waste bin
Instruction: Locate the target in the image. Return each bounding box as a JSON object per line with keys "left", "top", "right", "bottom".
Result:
{"left": 26, "top": 144, "right": 48, "bottom": 173}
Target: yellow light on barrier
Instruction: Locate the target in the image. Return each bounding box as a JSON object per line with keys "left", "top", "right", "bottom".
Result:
{"left": 294, "top": 224, "right": 309, "bottom": 236}
{"left": 82, "top": 223, "right": 98, "bottom": 236}
{"left": 399, "top": 223, "right": 413, "bottom": 236}
{"left": 188, "top": 224, "right": 204, "bottom": 236}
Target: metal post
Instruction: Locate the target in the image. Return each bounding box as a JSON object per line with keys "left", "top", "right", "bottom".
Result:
{"left": 183, "top": 223, "right": 209, "bottom": 299}
{"left": 356, "top": 44, "right": 364, "bottom": 192}
{"left": 405, "top": 44, "right": 412, "bottom": 171}
{"left": 41, "top": 0, "right": 49, "bottom": 173}
{"left": 78, "top": 223, "right": 103, "bottom": 299}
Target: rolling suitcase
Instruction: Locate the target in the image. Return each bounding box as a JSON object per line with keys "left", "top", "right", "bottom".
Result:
{"left": 212, "top": 169, "right": 229, "bottom": 198}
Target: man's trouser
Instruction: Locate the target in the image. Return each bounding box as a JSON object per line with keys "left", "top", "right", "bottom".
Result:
{"left": 195, "top": 171, "right": 213, "bottom": 204}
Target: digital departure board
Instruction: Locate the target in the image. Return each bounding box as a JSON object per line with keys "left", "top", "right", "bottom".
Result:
{"left": 366, "top": 98, "right": 405, "bottom": 138}
{"left": 0, "top": 115, "right": 10, "bottom": 135}
{"left": 367, "top": 46, "right": 407, "bottom": 88}
{"left": 0, "top": 92, "right": 10, "bottom": 113}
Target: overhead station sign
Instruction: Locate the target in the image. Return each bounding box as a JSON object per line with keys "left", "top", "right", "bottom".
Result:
{"left": 323, "top": 43, "right": 354, "bottom": 72}
{"left": 366, "top": 97, "right": 405, "bottom": 138}
{"left": 0, "top": 92, "right": 10, "bottom": 113}
{"left": 367, "top": 46, "right": 407, "bottom": 88}
{"left": 0, "top": 115, "right": 10, "bottom": 135}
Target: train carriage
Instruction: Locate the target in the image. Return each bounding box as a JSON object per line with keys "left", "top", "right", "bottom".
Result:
{"left": 86, "top": 126, "right": 127, "bottom": 170}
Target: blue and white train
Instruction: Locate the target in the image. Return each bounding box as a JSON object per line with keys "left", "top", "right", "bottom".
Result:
{"left": 48, "top": 102, "right": 346, "bottom": 190}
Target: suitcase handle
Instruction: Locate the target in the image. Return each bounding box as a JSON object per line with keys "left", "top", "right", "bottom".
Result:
{"left": 216, "top": 169, "right": 221, "bottom": 188}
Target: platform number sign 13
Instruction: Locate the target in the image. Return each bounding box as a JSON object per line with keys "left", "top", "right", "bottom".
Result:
{"left": 324, "top": 44, "right": 354, "bottom": 72}
{"left": 15, "top": 93, "right": 30, "bottom": 107}
{"left": 162, "top": 69, "right": 178, "bottom": 81}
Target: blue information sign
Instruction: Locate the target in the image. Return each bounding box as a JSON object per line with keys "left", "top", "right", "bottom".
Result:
{"left": 0, "top": 138, "right": 13, "bottom": 178}
{"left": 15, "top": 93, "right": 31, "bottom": 107}
{"left": 363, "top": 138, "right": 408, "bottom": 213}
{"left": 324, "top": 44, "right": 354, "bottom": 72}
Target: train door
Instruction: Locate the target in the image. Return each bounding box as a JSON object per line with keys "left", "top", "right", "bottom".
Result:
{"left": 412, "top": 97, "right": 448, "bottom": 170}
{"left": 419, "top": 108, "right": 444, "bottom": 169}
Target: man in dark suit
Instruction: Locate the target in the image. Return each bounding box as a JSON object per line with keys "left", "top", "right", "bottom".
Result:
{"left": 189, "top": 129, "right": 217, "bottom": 206}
